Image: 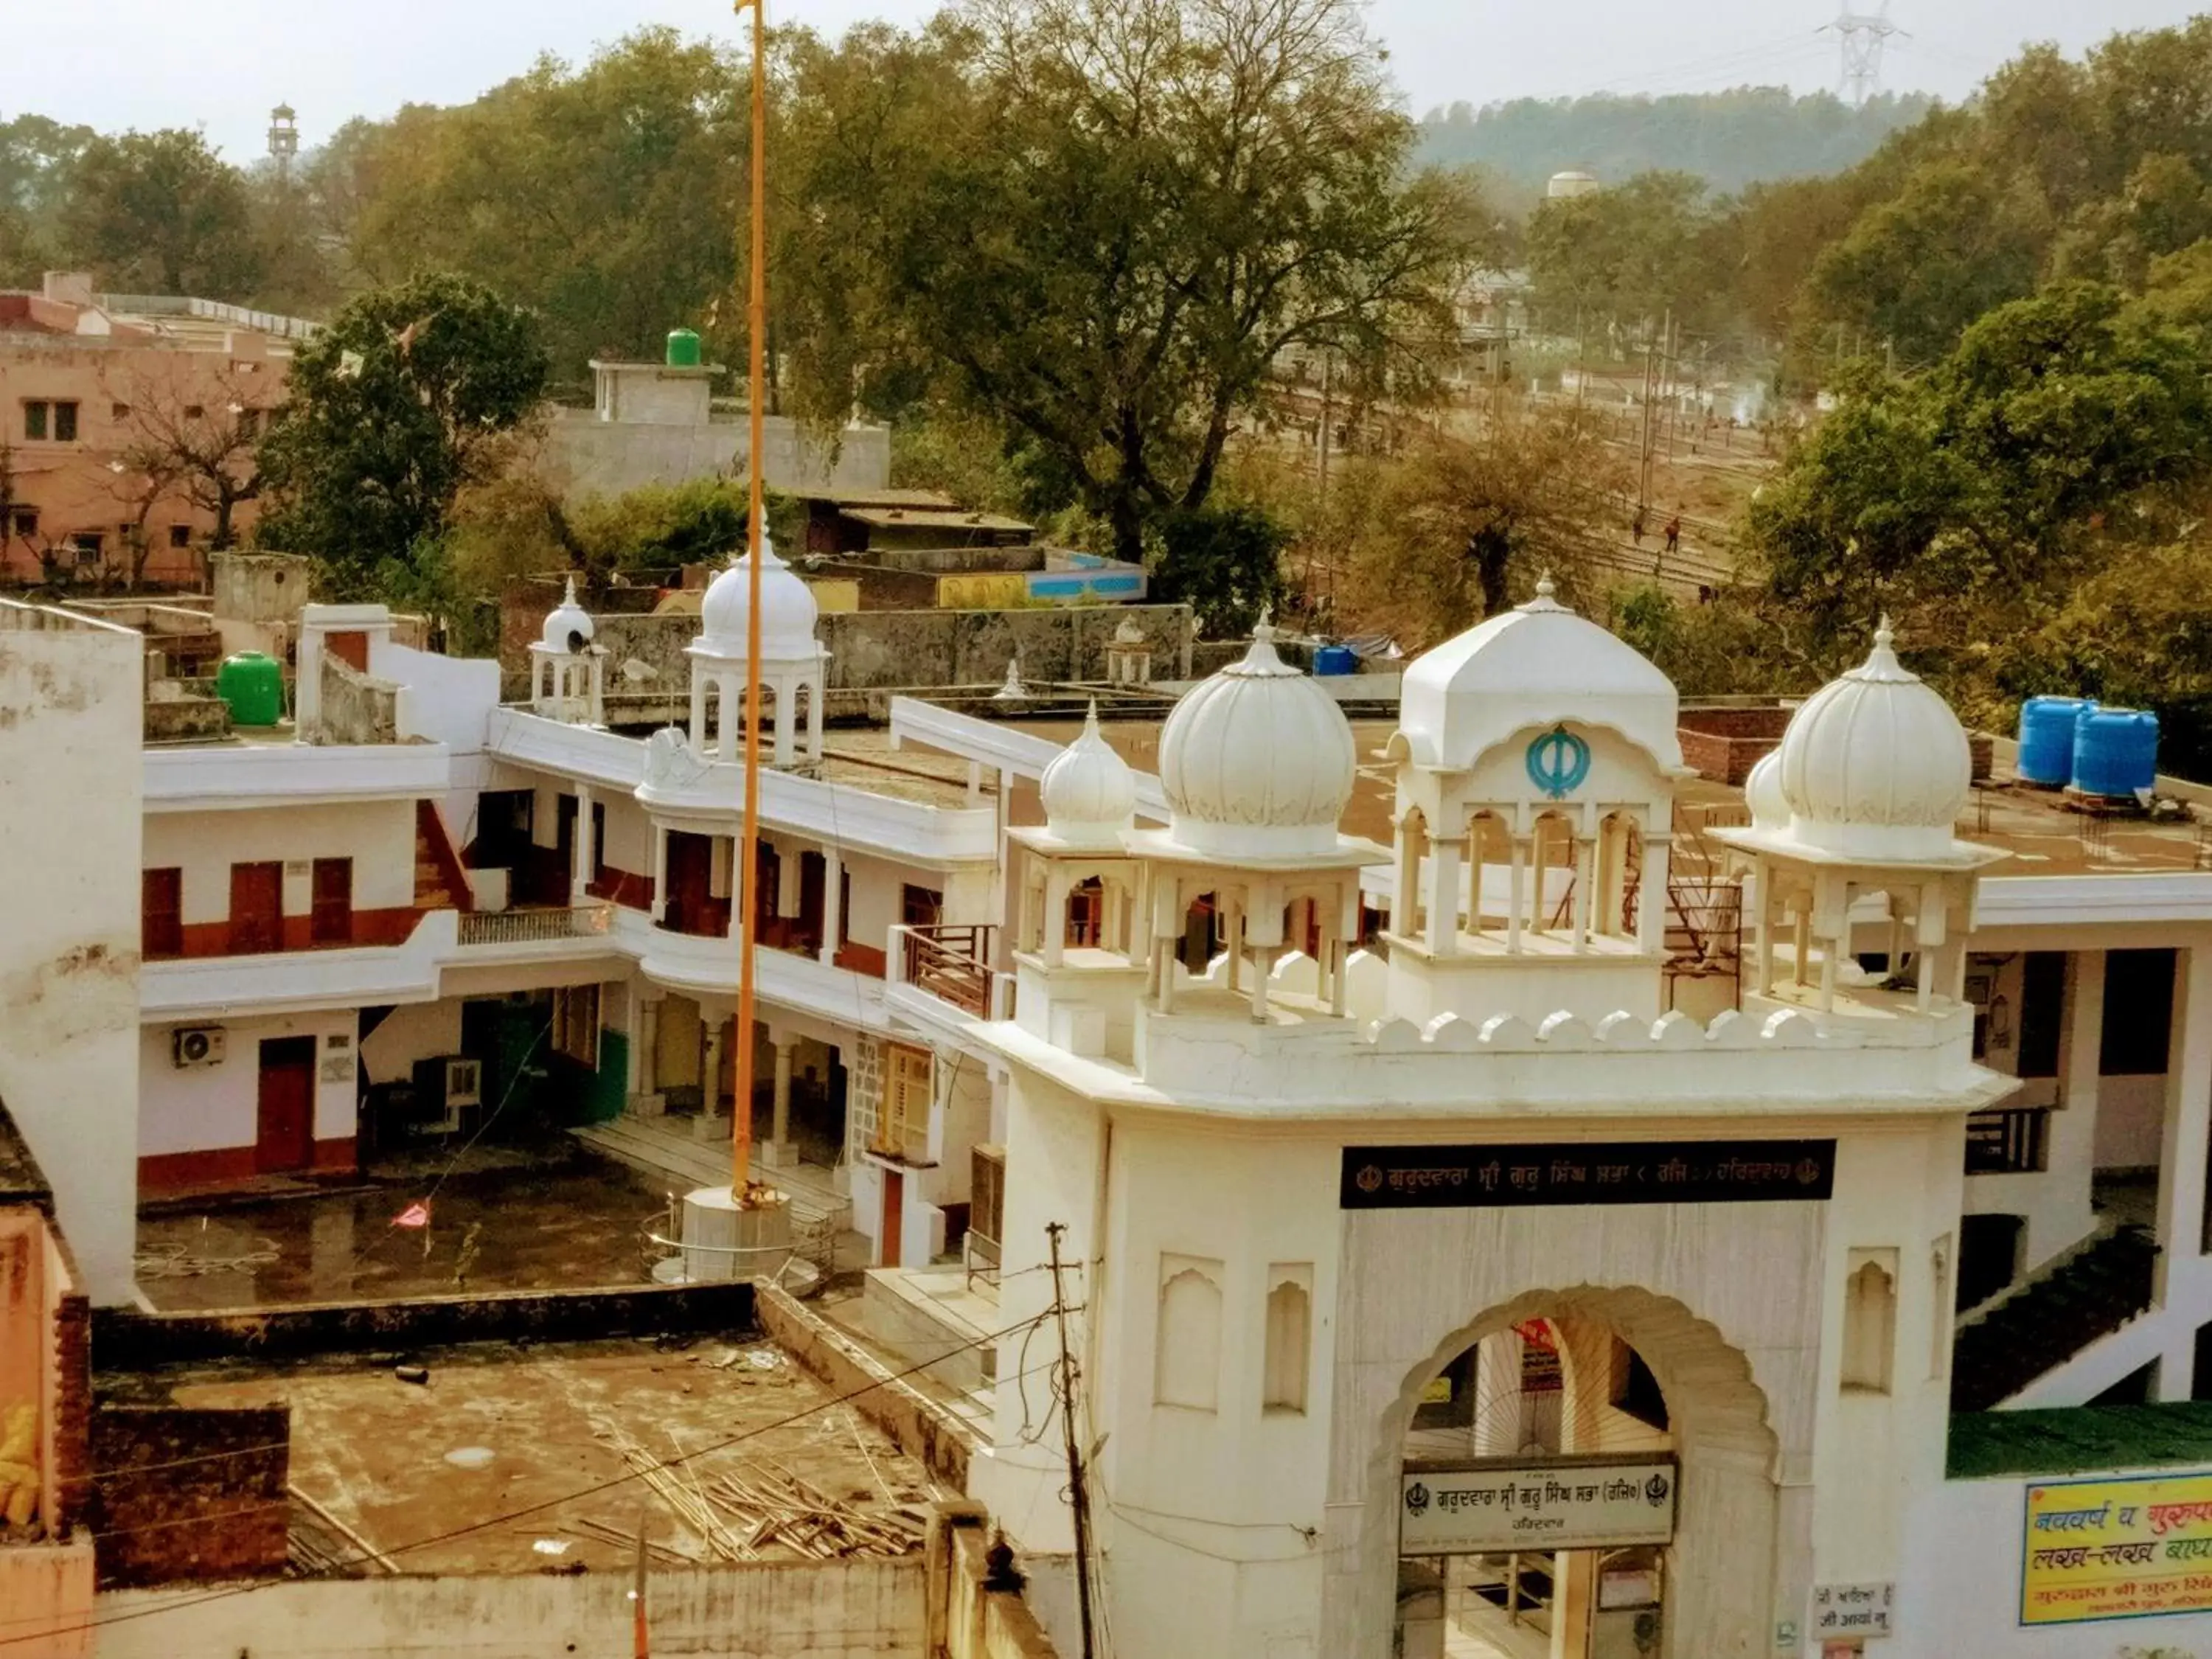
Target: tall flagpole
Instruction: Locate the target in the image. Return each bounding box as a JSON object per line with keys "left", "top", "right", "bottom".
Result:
{"left": 732, "top": 0, "right": 768, "bottom": 1200}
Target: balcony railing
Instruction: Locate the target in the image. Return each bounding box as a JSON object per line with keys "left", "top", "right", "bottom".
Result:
{"left": 457, "top": 904, "right": 613, "bottom": 948}
{"left": 895, "top": 923, "right": 999, "bottom": 1018}
{"left": 1965, "top": 1105, "right": 2050, "bottom": 1175}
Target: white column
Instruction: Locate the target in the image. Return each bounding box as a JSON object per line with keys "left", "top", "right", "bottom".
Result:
{"left": 1507, "top": 835, "right": 1526, "bottom": 954}
{"left": 1636, "top": 834, "right": 1672, "bottom": 955}
{"left": 571, "top": 785, "right": 594, "bottom": 902}
{"left": 2154, "top": 945, "right": 2212, "bottom": 1355}
{"left": 2025, "top": 950, "right": 2105, "bottom": 1273}
{"left": 689, "top": 672, "right": 708, "bottom": 752}
{"left": 806, "top": 668, "right": 825, "bottom": 760}
{"left": 818, "top": 845, "right": 844, "bottom": 966}
{"left": 765, "top": 1033, "right": 796, "bottom": 1164}
{"left": 650, "top": 823, "right": 669, "bottom": 923}
{"left": 1043, "top": 865, "right": 1071, "bottom": 968}
{"left": 588, "top": 652, "right": 605, "bottom": 725}
{"left": 1528, "top": 826, "right": 1551, "bottom": 935}
{"left": 775, "top": 838, "right": 801, "bottom": 920}
{"left": 772, "top": 671, "right": 796, "bottom": 769}
{"left": 1425, "top": 835, "right": 1463, "bottom": 957}
{"left": 1572, "top": 833, "right": 1596, "bottom": 947}
{"left": 702, "top": 1018, "right": 728, "bottom": 1130}
{"left": 1389, "top": 814, "right": 1419, "bottom": 936}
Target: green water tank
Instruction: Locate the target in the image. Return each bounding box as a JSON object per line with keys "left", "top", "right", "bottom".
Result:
{"left": 666, "top": 327, "right": 703, "bottom": 368}
{"left": 216, "top": 652, "right": 285, "bottom": 727}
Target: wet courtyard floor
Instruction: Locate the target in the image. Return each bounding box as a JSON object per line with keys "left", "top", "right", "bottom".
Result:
{"left": 134, "top": 1150, "right": 681, "bottom": 1311}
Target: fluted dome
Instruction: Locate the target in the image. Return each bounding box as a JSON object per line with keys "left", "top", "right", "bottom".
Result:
{"left": 540, "top": 575, "right": 594, "bottom": 653}
{"left": 1158, "top": 621, "right": 1356, "bottom": 858}
{"left": 1041, "top": 702, "right": 1136, "bottom": 848}
{"left": 694, "top": 525, "right": 819, "bottom": 664}
{"left": 1746, "top": 748, "right": 1788, "bottom": 830}
{"left": 1775, "top": 619, "right": 1971, "bottom": 860}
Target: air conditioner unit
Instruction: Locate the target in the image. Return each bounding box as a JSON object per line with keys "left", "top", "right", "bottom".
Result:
{"left": 173, "top": 1026, "right": 226, "bottom": 1068}
{"left": 410, "top": 1054, "right": 482, "bottom": 1135}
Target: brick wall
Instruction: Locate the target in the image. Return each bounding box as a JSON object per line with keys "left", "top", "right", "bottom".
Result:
{"left": 1677, "top": 707, "right": 1793, "bottom": 787}
{"left": 49, "top": 1289, "right": 90, "bottom": 1535}
{"left": 90, "top": 1406, "right": 290, "bottom": 1587}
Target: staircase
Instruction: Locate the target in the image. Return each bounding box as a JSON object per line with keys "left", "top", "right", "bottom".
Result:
{"left": 414, "top": 801, "right": 473, "bottom": 912}
{"left": 1951, "top": 1225, "right": 2160, "bottom": 1411}
{"left": 571, "top": 1116, "right": 854, "bottom": 1234}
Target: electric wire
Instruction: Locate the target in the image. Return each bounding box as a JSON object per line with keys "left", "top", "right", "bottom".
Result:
{"left": 0, "top": 1307, "right": 1060, "bottom": 1649}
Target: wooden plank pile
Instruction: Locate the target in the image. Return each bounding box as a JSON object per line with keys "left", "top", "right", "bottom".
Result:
{"left": 605, "top": 1430, "right": 927, "bottom": 1564}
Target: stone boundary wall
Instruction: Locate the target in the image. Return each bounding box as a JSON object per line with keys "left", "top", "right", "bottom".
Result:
{"left": 89, "top": 1406, "right": 289, "bottom": 1587}
{"left": 757, "top": 1284, "right": 978, "bottom": 1491}
{"left": 93, "top": 1281, "right": 757, "bottom": 1372}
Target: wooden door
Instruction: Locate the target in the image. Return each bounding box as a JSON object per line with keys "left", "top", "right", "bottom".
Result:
{"left": 255, "top": 1036, "right": 317, "bottom": 1173}
{"left": 666, "top": 832, "right": 713, "bottom": 935}
{"left": 143, "top": 868, "right": 183, "bottom": 958}
{"left": 881, "top": 1169, "right": 904, "bottom": 1267}
{"left": 310, "top": 858, "right": 353, "bottom": 945}
{"left": 229, "top": 861, "right": 284, "bottom": 954}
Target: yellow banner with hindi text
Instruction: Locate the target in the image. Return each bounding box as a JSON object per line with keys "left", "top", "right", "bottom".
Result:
{"left": 2023, "top": 1471, "right": 2212, "bottom": 1625}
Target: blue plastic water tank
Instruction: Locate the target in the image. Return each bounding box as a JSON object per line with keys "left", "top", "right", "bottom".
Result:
{"left": 1312, "top": 644, "right": 1357, "bottom": 676}
{"left": 2071, "top": 708, "right": 2160, "bottom": 798}
{"left": 2017, "top": 696, "right": 2093, "bottom": 787}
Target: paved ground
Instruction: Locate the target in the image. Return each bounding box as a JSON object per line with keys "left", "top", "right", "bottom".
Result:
{"left": 161, "top": 1336, "right": 941, "bottom": 1573}
{"left": 135, "top": 1150, "right": 676, "bottom": 1311}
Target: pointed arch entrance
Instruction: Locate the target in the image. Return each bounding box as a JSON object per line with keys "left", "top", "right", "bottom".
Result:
{"left": 1328, "top": 1276, "right": 1804, "bottom": 1659}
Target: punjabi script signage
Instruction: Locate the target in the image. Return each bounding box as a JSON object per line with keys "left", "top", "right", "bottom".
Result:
{"left": 2022, "top": 1471, "right": 2212, "bottom": 1626}
{"left": 1399, "top": 1455, "right": 1677, "bottom": 1555}
{"left": 1810, "top": 1582, "right": 1893, "bottom": 1640}
{"left": 1341, "top": 1139, "right": 1835, "bottom": 1210}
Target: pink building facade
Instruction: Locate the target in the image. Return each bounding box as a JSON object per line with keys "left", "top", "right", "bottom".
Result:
{"left": 0, "top": 273, "right": 311, "bottom": 588}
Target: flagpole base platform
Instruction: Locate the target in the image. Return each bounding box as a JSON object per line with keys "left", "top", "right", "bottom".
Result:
{"left": 671, "top": 1183, "right": 793, "bottom": 1284}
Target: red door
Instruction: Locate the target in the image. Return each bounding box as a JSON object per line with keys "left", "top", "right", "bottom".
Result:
{"left": 229, "top": 862, "right": 284, "bottom": 954}
{"left": 881, "top": 1169, "right": 905, "bottom": 1267}
{"left": 255, "top": 1036, "right": 316, "bottom": 1173}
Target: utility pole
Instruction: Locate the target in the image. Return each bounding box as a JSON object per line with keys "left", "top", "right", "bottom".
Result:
{"left": 1316, "top": 351, "right": 1333, "bottom": 509}
{"left": 1046, "top": 1222, "right": 1099, "bottom": 1659}
{"left": 632, "top": 1506, "right": 652, "bottom": 1658}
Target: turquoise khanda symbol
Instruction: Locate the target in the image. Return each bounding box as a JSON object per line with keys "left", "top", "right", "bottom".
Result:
{"left": 1526, "top": 725, "right": 1591, "bottom": 799}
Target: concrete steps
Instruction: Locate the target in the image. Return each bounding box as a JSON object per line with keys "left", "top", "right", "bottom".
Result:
{"left": 571, "top": 1117, "right": 852, "bottom": 1234}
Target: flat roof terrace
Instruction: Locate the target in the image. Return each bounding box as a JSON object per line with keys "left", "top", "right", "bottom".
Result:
{"left": 106, "top": 1334, "right": 941, "bottom": 1574}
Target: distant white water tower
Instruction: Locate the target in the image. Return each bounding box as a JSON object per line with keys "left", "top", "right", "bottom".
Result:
{"left": 1548, "top": 170, "right": 1601, "bottom": 200}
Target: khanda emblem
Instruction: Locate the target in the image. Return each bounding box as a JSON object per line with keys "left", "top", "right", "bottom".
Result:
{"left": 1526, "top": 725, "right": 1592, "bottom": 800}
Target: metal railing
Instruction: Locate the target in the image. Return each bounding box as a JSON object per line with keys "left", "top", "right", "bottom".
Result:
{"left": 896, "top": 922, "right": 999, "bottom": 1018}
{"left": 457, "top": 904, "right": 613, "bottom": 947}
{"left": 1965, "top": 1106, "right": 2050, "bottom": 1176}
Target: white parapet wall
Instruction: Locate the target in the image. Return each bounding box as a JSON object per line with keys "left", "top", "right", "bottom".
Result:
{"left": 96, "top": 1557, "right": 925, "bottom": 1659}
{"left": 0, "top": 601, "right": 143, "bottom": 1303}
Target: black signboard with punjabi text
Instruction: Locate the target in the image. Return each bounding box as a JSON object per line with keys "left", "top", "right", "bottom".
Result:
{"left": 1340, "top": 1138, "right": 1835, "bottom": 1210}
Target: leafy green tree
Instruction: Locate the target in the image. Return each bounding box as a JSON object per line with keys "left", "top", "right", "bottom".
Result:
{"left": 255, "top": 273, "right": 549, "bottom": 593}
{"left": 58, "top": 129, "right": 260, "bottom": 296}
{"left": 0, "top": 114, "right": 94, "bottom": 286}
{"left": 776, "top": 0, "right": 1475, "bottom": 566}
{"left": 338, "top": 29, "right": 742, "bottom": 383}
{"left": 1151, "top": 504, "right": 1288, "bottom": 639}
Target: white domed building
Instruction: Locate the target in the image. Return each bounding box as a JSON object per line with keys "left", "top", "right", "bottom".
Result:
{"left": 528, "top": 574, "right": 605, "bottom": 726}
{"left": 1715, "top": 619, "right": 2004, "bottom": 1012}
{"left": 686, "top": 526, "right": 829, "bottom": 768}
{"left": 1383, "top": 576, "right": 1694, "bottom": 1022}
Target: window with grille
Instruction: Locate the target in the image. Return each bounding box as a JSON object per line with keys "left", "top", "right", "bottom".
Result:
{"left": 876, "top": 1043, "right": 933, "bottom": 1163}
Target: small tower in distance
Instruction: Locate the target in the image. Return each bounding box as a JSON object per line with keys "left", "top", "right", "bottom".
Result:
{"left": 268, "top": 105, "right": 300, "bottom": 182}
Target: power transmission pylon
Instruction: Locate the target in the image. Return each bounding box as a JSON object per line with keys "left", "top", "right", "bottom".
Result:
{"left": 1822, "top": 1, "right": 1902, "bottom": 106}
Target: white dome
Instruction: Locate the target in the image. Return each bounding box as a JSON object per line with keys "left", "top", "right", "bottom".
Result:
{"left": 1397, "top": 576, "right": 1683, "bottom": 773}
{"left": 694, "top": 525, "right": 819, "bottom": 664}
{"left": 1041, "top": 702, "right": 1136, "bottom": 847}
{"left": 1775, "top": 619, "right": 1972, "bottom": 861}
{"left": 1158, "top": 622, "right": 1356, "bottom": 858}
{"left": 1746, "top": 748, "right": 1789, "bottom": 830}
{"left": 540, "top": 575, "right": 594, "bottom": 653}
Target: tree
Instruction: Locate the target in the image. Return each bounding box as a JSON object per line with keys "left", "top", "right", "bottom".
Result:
{"left": 1151, "top": 504, "right": 1287, "bottom": 638}
{"left": 254, "top": 273, "right": 549, "bottom": 593}
{"left": 1342, "top": 406, "right": 1627, "bottom": 641}
{"left": 777, "top": 0, "right": 1475, "bottom": 565}
{"left": 0, "top": 114, "right": 94, "bottom": 287}
{"left": 58, "top": 129, "right": 261, "bottom": 296}
{"left": 1526, "top": 171, "right": 1708, "bottom": 339}
{"left": 114, "top": 365, "right": 271, "bottom": 558}
{"left": 338, "top": 31, "right": 743, "bottom": 382}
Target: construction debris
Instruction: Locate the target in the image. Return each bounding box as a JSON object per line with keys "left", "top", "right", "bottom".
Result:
{"left": 604, "top": 1427, "right": 925, "bottom": 1563}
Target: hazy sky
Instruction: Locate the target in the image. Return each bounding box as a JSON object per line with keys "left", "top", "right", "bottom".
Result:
{"left": 3, "top": 0, "right": 2203, "bottom": 163}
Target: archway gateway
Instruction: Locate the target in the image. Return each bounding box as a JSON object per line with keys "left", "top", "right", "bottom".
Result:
{"left": 1397, "top": 1317, "right": 1677, "bottom": 1658}
{"left": 1335, "top": 1281, "right": 1791, "bottom": 1659}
